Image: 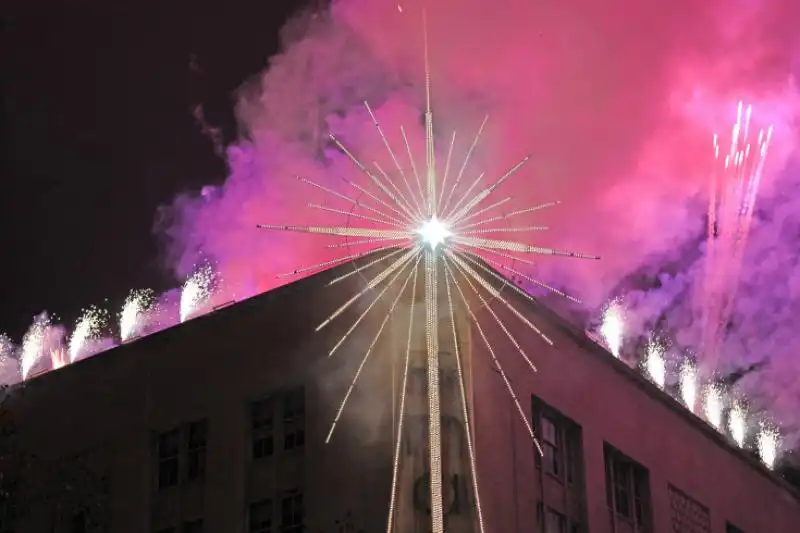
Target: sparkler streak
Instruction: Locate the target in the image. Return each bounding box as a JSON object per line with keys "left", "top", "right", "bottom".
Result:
{"left": 372, "top": 162, "right": 421, "bottom": 220}
{"left": 447, "top": 251, "right": 553, "bottom": 346}
{"left": 324, "top": 259, "right": 419, "bottom": 444}
{"left": 258, "top": 224, "right": 409, "bottom": 240}
{"left": 463, "top": 225, "right": 548, "bottom": 235}
{"left": 455, "top": 196, "right": 512, "bottom": 226}
{"left": 446, "top": 156, "right": 530, "bottom": 223}
{"left": 276, "top": 246, "right": 399, "bottom": 278}
{"left": 299, "top": 177, "right": 406, "bottom": 225}
{"left": 386, "top": 265, "right": 418, "bottom": 533}
{"left": 437, "top": 130, "right": 456, "bottom": 207}
{"left": 316, "top": 248, "right": 420, "bottom": 332}
{"left": 327, "top": 237, "right": 407, "bottom": 248}
{"left": 454, "top": 236, "right": 600, "bottom": 259}
{"left": 328, "top": 254, "right": 422, "bottom": 357}
{"left": 444, "top": 265, "right": 544, "bottom": 456}
{"left": 326, "top": 248, "right": 408, "bottom": 286}
{"left": 442, "top": 173, "right": 484, "bottom": 221}
{"left": 309, "top": 203, "right": 400, "bottom": 227}
{"left": 443, "top": 272, "right": 486, "bottom": 533}
{"left": 346, "top": 177, "right": 417, "bottom": 224}
{"left": 400, "top": 125, "right": 427, "bottom": 207}
{"left": 446, "top": 254, "right": 539, "bottom": 371}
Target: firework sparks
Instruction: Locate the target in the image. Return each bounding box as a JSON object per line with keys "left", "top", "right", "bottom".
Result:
{"left": 703, "top": 383, "right": 724, "bottom": 431}
{"left": 728, "top": 402, "right": 747, "bottom": 448}
{"left": 0, "top": 333, "right": 17, "bottom": 384}
{"left": 701, "top": 103, "right": 773, "bottom": 372}
{"left": 120, "top": 289, "right": 155, "bottom": 341}
{"left": 69, "top": 306, "right": 109, "bottom": 363}
{"left": 21, "top": 313, "right": 52, "bottom": 380}
{"left": 600, "top": 300, "right": 624, "bottom": 358}
{"left": 258, "top": 16, "right": 597, "bottom": 533}
{"left": 680, "top": 360, "right": 698, "bottom": 412}
{"left": 180, "top": 265, "right": 218, "bottom": 322}
{"left": 644, "top": 339, "right": 666, "bottom": 389}
{"left": 757, "top": 423, "right": 780, "bottom": 469}
{"left": 50, "top": 347, "right": 68, "bottom": 370}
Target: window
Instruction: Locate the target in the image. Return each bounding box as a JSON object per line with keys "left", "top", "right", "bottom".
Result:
{"left": 249, "top": 499, "right": 272, "bottom": 533}
{"left": 183, "top": 519, "right": 203, "bottom": 533}
{"left": 726, "top": 523, "right": 745, "bottom": 533}
{"left": 532, "top": 398, "right": 583, "bottom": 486}
{"left": 282, "top": 388, "right": 305, "bottom": 451}
{"left": 281, "top": 491, "right": 304, "bottom": 533}
{"left": 251, "top": 397, "right": 275, "bottom": 459}
{"left": 156, "top": 419, "right": 208, "bottom": 489}
{"left": 604, "top": 443, "right": 651, "bottom": 532}
{"left": 668, "top": 484, "right": 710, "bottom": 533}
{"left": 545, "top": 508, "right": 566, "bottom": 533}
{"left": 157, "top": 428, "right": 181, "bottom": 488}
{"left": 186, "top": 421, "right": 207, "bottom": 482}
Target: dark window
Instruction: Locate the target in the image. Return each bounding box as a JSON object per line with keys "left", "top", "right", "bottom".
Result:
{"left": 186, "top": 420, "right": 207, "bottom": 482}
{"left": 249, "top": 499, "right": 272, "bottom": 533}
{"left": 532, "top": 399, "right": 583, "bottom": 486}
{"left": 282, "top": 388, "right": 305, "bottom": 451}
{"left": 605, "top": 444, "right": 651, "bottom": 532}
{"left": 252, "top": 397, "right": 275, "bottom": 459}
{"left": 544, "top": 508, "right": 566, "bottom": 533}
{"left": 70, "top": 511, "right": 87, "bottom": 533}
{"left": 280, "top": 491, "right": 304, "bottom": 533}
{"left": 157, "top": 428, "right": 181, "bottom": 488}
{"left": 726, "top": 523, "right": 745, "bottom": 533}
{"left": 183, "top": 519, "right": 203, "bottom": 533}
{"left": 668, "top": 484, "right": 710, "bottom": 533}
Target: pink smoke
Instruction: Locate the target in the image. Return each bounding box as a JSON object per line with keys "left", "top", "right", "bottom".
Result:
{"left": 157, "top": 1, "right": 800, "bottom": 438}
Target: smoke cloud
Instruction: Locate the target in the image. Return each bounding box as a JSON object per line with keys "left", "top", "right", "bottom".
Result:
{"left": 157, "top": 1, "right": 800, "bottom": 444}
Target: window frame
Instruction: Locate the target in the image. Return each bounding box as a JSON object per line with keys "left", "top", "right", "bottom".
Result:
{"left": 604, "top": 443, "right": 652, "bottom": 533}
{"left": 248, "top": 498, "right": 273, "bottom": 533}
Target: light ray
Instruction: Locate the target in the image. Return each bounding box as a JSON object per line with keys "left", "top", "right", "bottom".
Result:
{"left": 258, "top": 224, "right": 409, "bottom": 240}
{"left": 386, "top": 264, "right": 419, "bottom": 533}
{"left": 308, "top": 203, "right": 403, "bottom": 227}
{"left": 445, "top": 265, "right": 544, "bottom": 456}
{"left": 328, "top": 254, "right": 422, "bottom": 357}
{"left": 437, "top": 131, "right": 457, "bottom": 208}
{"left": 446, "top": 156, "right": 530, "bottom": 223}
{"left": 372, "top": 161, "right": 422, "bottom": 220}
{"left": 445, "top": 255, "right": 539, "bottom": 371}
{"left": 345, "top": 176, "right": 417, "bottom": 224}
{"left": 456, "top": 201, "right": 560, "bottom": 230}
{"left": 327, "top": 237, "right": 408, "bottom": 248}
{"left": 441, "top": 115, "right": 488, "bottom": 214}
{"left": 299, "top": 176, "right": 406, "bottom": 225}
{"left": 316, "top": 247, "right": 419, "bottom": 331}
{"left": 424, "top": 249, "right": 444, "bottom": 532}
{"left": 463, "top": 225, "right": 548, "bottom": 235}
{"left": 456, "top": 243, "right": 535, "bottom": 266}
{"left": 443, "top": 273, "right": 486, "bottom": 533}
{"left": 400, "top": 125, "right": 427, "bottom": 207}
{"left": 454, "top": 235, "right": 600, "bottom": 259}
{"left": 276, "top": 246, "right": 399, "bottom": 279}
{"left": 455, "top": 196, "right": 512, "bottom": 226}
{"left": 447, "top": 250, "right": 553, "bottom": 346}
{"left": 327, "top": 248, "right": 408, "bottom": 286}
{"left": 443, "top": 172, "right": 485, "bottom": 221}
{"left": 325, "top": 259, "right": 419, "bottom": 443}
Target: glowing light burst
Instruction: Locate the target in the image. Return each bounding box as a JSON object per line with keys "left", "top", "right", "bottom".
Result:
{"left": 703, "top": 383, "right": 724, "bottom": 431}
{"left": 757, "top": 423, "right": 780, "bottom": 469}
{"left": 728, "top": 401, "right": 747, "bottom": 448}
{"left": 69, "top": 306, "right": 109, "bottom": 362}
{"left": 180, "top": 265, "right": 218, "bottom": 322}
{"left": 258, "top": 17, "right": 597, "bottom": 533}
{"left": 0, "top": 333, "right": 16, "bottom": 383}
{"left": 21, "top": 313, "right": 52, "bottom": 380}
{"left": 120, "top": 289, "right": 155, "bottom": 341}
{"left": 600, "top": 300, "right": 624, "bottom": 358}
{"left": 644, "top": 339, "right": 666, "bottom": 389}
{"left": 680, "top": 361, "right": 698, "bottom": 412}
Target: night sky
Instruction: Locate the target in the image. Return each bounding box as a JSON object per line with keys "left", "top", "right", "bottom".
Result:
{"left": 2, "top": 1, "right": 307, "bottom": 339}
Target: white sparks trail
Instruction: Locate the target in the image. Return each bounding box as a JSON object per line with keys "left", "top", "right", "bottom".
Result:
{"left": 644, "top": 339, "right": 666, "bottom": 389}
{"left": 21, "top": 313, "right": 52, "bottom": 380}
{"left": 180, "top": 264, "right": 218, "bottom": 322}
{"left": 69, "top": 306, "right": 110, "bottom": 362}
{"left": 600, "top": 300, "right": 624, "bottom": 358}
{"left": 120, "top": 289, "right": 155, "bottom": 341}
{"left": 257, "top": 14, "right": 597, "bottom": 533}
{"left": 680, "top": 361, "right": 698, "bottom": 412}
{"left": 701, "top": 103, "right": 773, "bottom": 374}
{"left": 0, "top": 334, "right": 16, "bottom": 384}
{"left": 703, "top": 383, "right": 724, "bottom": 431}
{"left": 758, "top": 424, "right": 780, "bottom": 469}
{"left": 728, "top": 402, "right": 747, "bottom": 448}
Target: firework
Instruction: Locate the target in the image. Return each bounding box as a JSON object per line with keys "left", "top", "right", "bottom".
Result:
{"left": 728, "top": 401, "right": 747, "bottom": 448}
{"left": 50, "top": 347, "right": 68, "bottom": 370}
{"left": 0, "top": 333, "right": 17, "bottom": 384}
{"left": 644, "top": 339, "right": 666, "bottom": 389}
{"left": 69, "top": 306, "right": 109, "bottom": 363}
{"left": 600, "top": 300, "right": 624, "bottom": 358}
{"left": 757, "top": 423, "right": 780, "bottom": 469}
{"left": 680, "top": 360, "right": 698, "bottom": 412}
{"left": 180, "top": 265, "right": 218, "bottom": 322}
{"left": 703, "top": 383, "right": 724, "bottom": 431}
{"left": 120, "top": 289, "right": 155, "bottom": 341}
{"left": 258, "top": 15, "right": 597, "bottom": 533}
{"left": 21, "top": 313, "right": 52, "bottom": 380}
{"left": 701, "top": 103, "right": 773, "bottom": 371}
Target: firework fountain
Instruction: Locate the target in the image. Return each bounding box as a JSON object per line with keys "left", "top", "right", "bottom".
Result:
{"left": 258, "top": 16, "right": 597, "bottom": 533}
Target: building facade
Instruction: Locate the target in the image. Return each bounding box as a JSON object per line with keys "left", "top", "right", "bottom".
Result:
{"left": 3, "top": 261, "right": 799, "bottom": 533}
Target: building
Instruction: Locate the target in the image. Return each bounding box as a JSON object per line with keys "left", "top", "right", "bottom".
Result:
{"left": 2, "top": 258, "right": 799, "bottom": 533}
